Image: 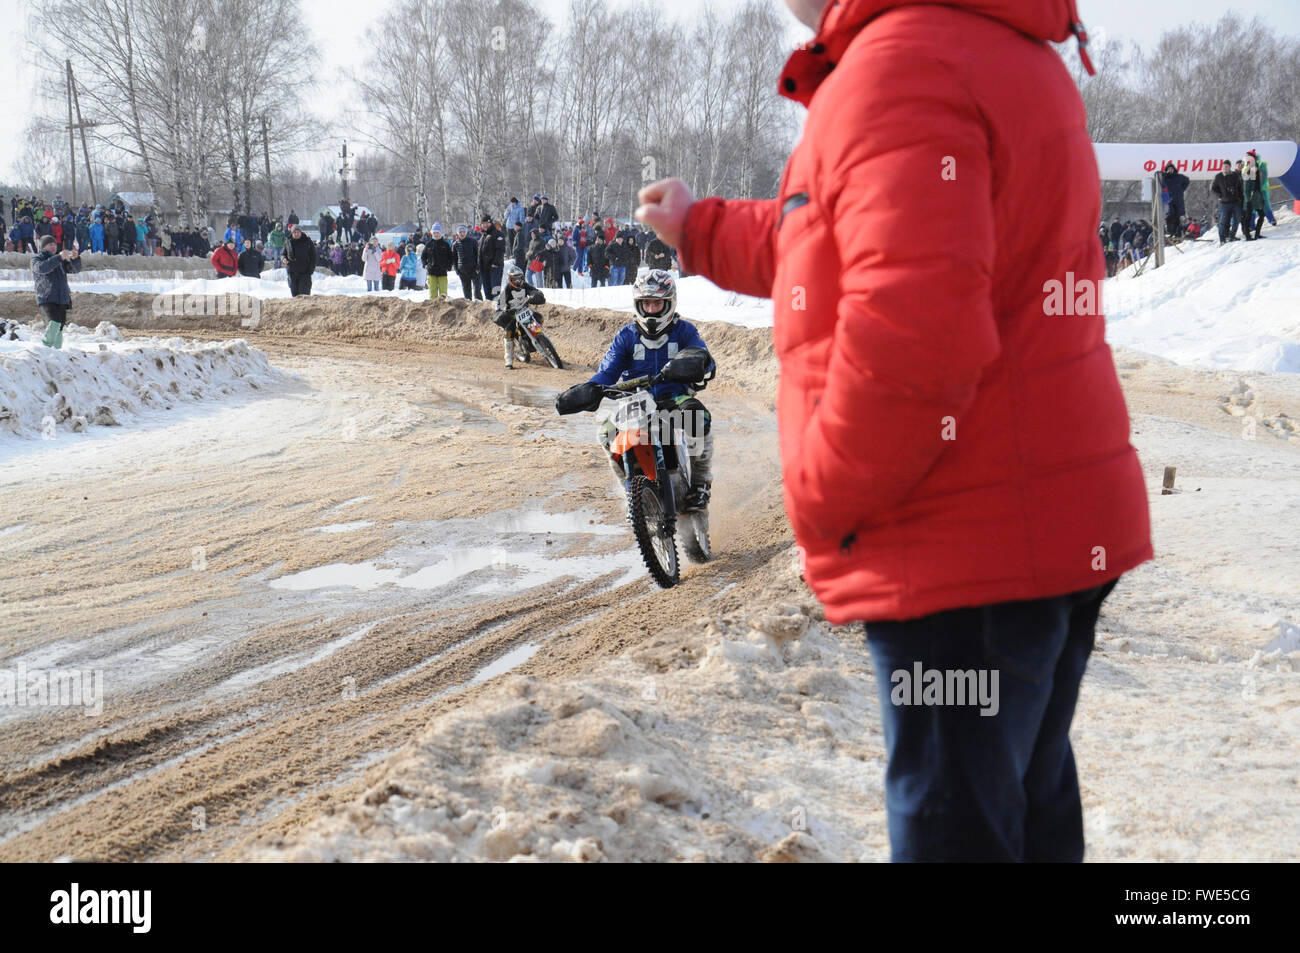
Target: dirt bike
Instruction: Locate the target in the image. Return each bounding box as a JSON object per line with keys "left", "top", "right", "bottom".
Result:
{"left": 556, "top": 350, "right": 713, "bottom": 588}
{"left": 512, "top": 307, "right": 563, "bottom": 369}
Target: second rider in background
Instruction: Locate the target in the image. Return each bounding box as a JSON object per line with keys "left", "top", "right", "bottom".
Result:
{"left": 495, "top": 263, "right": 546, "bottom": 370}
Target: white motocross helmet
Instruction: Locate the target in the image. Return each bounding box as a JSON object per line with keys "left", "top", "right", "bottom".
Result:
{"left": 633, "top": 269, "right": 678, "bottom": 342}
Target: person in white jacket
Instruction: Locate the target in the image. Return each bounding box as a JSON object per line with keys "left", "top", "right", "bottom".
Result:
{"left": 361, "top": 239, "right": 382, "bottom": 292}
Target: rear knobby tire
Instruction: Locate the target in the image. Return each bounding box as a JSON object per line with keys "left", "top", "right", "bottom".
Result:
{"left": 628, "top": 474, "right": 678, "bottom": 588}
{"left": 681, "top": 510, "right": 712, "bottom": 564}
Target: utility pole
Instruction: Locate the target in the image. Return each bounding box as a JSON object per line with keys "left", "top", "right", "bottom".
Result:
{"left": 261, "top": 115, "right": 274, "bottom": 217}
{"left": 66, "top": 60, "right": 76, "bottom": 205}
{"left": 66, "top": 62, "right": 99, "bottom": 207}
{"left": 338, "top": 141, "right": 351, "bottom": 203}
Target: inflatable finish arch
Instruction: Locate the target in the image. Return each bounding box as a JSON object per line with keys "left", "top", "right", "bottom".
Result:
{"left": 1093, "top": 141, "right": 1300, "bottom": 210}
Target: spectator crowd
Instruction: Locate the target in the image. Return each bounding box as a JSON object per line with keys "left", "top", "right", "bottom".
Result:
{"left": 300, "top": 193, "right": 675, "bottom": 300}
{"left": 4, "top": 193, "right": 238, "bottom": 258}
{"left": 6, "top": 189, "right": 680, "bottom": 300}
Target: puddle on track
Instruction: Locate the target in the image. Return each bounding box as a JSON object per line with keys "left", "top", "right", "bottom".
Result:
{"left": 332, "top": 496, "right": 373, "bottom": 511}
{"left": 269, "top": 507, "right": 644, "bottom": 596}
{"left": 269, "top": 563, "right": 402, "bottom": 591}
{"left": 419, "top": 389, "right": 507, "bottom": 432}
{"left": 213, "top": 623, "right": 378, "bottom": 693}
{"left": 501, "top": 383, "right": 560, "bottom": 410}
{"left": 481, "top": 509, "right": 622, "bottom": 536}
{"left": 313, "top": 521, "right": 374, "bottom": 534}
{"left": 469, "top": 643, "right": 541, "bottom": 685}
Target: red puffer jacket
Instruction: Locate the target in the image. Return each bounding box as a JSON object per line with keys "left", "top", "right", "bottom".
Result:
{"left": 680, "top": 0, "right": 1151, "bottom": 624}
{"left": 210, "top": 245, "right": 238, "bottom": 277}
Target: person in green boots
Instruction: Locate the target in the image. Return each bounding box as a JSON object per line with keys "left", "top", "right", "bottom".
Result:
{"left": 32, "top": 234, "right": 82, "bottom": 349}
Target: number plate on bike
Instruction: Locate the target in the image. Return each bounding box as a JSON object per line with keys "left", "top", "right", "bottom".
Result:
{"left": 611, "top": 393, "right": 654, "bottom": 431}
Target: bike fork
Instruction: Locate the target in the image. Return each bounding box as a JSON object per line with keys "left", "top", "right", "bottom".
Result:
{"left": 656, "top": 448, "right": 677, "bottom": 535}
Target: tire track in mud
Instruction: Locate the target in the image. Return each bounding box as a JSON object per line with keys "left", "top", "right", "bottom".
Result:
{"left": 0, "top": 312, "right": 787, "bottom": 861}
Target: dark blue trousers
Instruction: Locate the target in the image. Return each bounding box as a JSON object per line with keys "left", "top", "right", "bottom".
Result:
{"left": 865, "top": 580, "right": 1117, "bottom": 862}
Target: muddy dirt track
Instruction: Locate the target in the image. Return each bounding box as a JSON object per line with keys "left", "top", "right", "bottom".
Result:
{"left": 3, "top": 292, "right": 1298, "bottom": 861}
{"left": 0, "top": 295, "right": 789, "bottom": 860}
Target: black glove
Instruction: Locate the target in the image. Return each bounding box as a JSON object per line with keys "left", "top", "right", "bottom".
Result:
{"left": 555, "top": 381, "right": 603, "bottom": 415}
{"left": 662, "top": 347, "right": 714, "bottom": 385}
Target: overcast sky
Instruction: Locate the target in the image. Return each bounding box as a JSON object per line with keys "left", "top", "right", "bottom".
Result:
{"left": 3, "top": 0, "right": 1299, "bottom": 185}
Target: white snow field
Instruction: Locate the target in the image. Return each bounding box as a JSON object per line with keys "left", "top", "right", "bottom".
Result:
{"left": 4, "top": 210, "right": 1297, "bottom": 355}
{"left": 1104, "top": 208, "right": 1300, "bottom": 373}
{"left": 0, "top": 322, "right": 291, "bottom": 445}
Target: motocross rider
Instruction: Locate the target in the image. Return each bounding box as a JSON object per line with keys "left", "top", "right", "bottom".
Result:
{"left": 589, "top": 269, "right": 716, "bottom": 512}
{"left": 495, "top": 263, "right": 546, "bottom": 369}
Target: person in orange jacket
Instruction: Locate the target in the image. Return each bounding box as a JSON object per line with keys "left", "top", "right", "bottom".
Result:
{"left": 210, "top": 239, "right": 238, "bottom": 279}
{"left": 379, "top": 245, "right": 401, "bottom": 291}
{"left": 636, "top": 0, "right": 1151, "bottom": 863}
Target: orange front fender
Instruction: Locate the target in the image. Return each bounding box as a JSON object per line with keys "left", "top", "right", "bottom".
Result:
{"left": 610, "top": 429, "right": 656, "bottom": 480}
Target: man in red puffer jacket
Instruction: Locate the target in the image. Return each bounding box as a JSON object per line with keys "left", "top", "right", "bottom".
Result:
{"left": 210, "top": 239, "right": 239, "bottom": 279}
{"left": 637, "top": 0, "right": 1152, "bottom": 862}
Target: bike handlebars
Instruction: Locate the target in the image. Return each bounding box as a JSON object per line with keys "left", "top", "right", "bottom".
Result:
{"left": 601, "top": 372, "right": 661, "bottom": 398}
{"left": 558, "top": 351, "right": 710, "bottom": 416}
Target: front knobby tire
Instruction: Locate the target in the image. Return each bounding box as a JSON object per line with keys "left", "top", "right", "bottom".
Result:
{"left": 535, "top": 333, "right": 563, "bottom": 369}
{"left": 628, "top": 475, "right": 678, "bottom": 588}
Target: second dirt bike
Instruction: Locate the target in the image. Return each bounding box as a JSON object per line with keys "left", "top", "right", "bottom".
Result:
{"left": 512, "top": 307, "right": 563, "bottom": 369}
{"left": 555, "top": 349, "right": 713, "bottom": 588}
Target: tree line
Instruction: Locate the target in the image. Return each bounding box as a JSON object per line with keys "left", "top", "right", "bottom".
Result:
{"left": 348, "top": 0, "right": 797, "bottom": 227}
{"left": 19, "top": 6, "right": 1298, "bottom": 229}
{"left": 22, "top": 0, "right": 798, "bottom": 228}
{"left": 30, "top": 0, "right": 312, "bottom": 225}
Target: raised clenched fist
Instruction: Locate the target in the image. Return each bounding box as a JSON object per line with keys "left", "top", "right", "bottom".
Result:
{"left": 635, "top": 178, "right": 695, "bottom": 250}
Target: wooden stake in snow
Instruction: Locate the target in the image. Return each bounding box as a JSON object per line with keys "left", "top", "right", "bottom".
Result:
{"left": 1162, "top": 466, "right": 1177, "bottom": 495}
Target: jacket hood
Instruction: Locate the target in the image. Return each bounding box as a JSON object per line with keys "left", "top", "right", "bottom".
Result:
{"left": 780, "top": 0, "right": 1092, "bottom": 105}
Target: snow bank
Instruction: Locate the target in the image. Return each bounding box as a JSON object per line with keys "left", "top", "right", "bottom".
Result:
{"left": 1105, "top": 208, "right": 1300, "bottom": 373}
{"left": 0, "top": 321, "right": 290, "bottom": 440}
{"left": 98, "top": 270, "right": 778, "bottom": 328}
{"left": 0, "top": 267, "right": 774, "bottom": 328}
